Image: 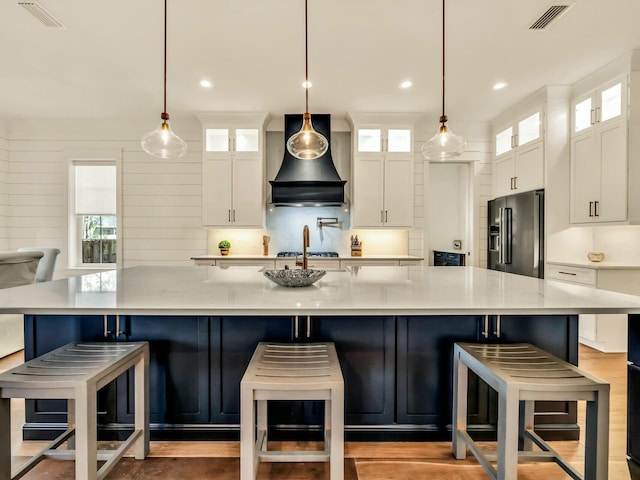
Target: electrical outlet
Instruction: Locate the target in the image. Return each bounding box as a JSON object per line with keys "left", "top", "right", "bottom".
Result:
{"left": 453, "top": 240, "right": 462, "bottom": 250}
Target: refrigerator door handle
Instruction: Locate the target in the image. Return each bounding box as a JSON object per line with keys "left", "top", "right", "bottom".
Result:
{"left": 498, "top": 207, "right": 504, "bottom": 264}
{"left": 503, "top": 207, "right": 513, "bottom": 264}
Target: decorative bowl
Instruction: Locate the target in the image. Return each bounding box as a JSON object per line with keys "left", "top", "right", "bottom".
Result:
{"left": 263, "top": 269, "right": 326, "bottom": 287}
{"left": 587, "top": 252, "right": 605, "bottom": 262}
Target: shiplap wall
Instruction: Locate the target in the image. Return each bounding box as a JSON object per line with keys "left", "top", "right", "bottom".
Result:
{"left": 0, "top": 134, "right": 8, "bottom": 250}
{"left": 121, "top": 146, "right": 206, "bottom": 267}
{"left": 5, "top": 119, "right": 207, "bottom": 276}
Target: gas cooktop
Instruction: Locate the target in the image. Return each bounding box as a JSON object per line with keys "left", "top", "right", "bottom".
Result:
{"left": 277, "top": 251, "right": 339, "bottom": 258}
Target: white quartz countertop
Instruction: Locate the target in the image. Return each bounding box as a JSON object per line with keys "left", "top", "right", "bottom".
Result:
{"left": 547, "top": 260, "right": 640, "bottom": 270}
{"left": 191, "top": 254, "right": 424, "bottom": 260}
{"left": 2, "top": 266, "right": 640, "bottom": 316}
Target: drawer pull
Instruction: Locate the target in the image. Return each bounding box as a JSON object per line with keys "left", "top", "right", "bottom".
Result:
{"left": 558, "top": 271, "right": 577, "bottom": 276}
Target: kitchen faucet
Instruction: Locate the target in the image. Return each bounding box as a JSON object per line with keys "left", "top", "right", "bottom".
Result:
{"left": 295, "top": 225, "right": 310, "bottom": 269}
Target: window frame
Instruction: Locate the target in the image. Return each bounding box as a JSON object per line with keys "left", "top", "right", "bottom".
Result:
{"left": 68, "top": 156, "right": 121, "bottom": 270}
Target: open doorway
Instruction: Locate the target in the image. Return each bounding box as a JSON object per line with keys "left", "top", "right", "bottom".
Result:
{"left": 425, "top": 163, "right": 472, "bottom": 266}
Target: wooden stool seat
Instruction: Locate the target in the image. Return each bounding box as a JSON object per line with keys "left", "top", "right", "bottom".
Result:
{"left": 453, "top": 342, "right": 610, "bottom": 480}
{"left": 240, "top": 342, "right": 344, "bottom": 480}
{"left": 0, "top": 342, "right": 149, "bottom": 480}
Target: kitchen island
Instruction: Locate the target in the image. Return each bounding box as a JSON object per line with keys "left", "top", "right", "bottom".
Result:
{"left": 3, "top": 265, "right": 640, "bottom": 444}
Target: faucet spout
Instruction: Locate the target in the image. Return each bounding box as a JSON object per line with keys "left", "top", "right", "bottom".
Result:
{"left": 296, "top": 224, "right": 310, "bottom": 269}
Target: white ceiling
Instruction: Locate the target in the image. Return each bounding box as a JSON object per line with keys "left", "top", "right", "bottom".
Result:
{"left": 1, "top": 0, "right": 640, "bottom": 128}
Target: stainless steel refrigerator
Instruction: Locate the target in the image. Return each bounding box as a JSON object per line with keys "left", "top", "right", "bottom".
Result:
{"left": 488, "top": 189, "right": 544, "bottom": 278}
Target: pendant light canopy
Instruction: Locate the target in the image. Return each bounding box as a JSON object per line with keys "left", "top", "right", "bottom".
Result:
{"left": 286, "top": 0, "right": 328, "bottom": 160}
{"left": 422, "top": 0, "right": 466, "bottom": 161}
{"left": 141, "top": 0, "right": 187, "bottom": 159}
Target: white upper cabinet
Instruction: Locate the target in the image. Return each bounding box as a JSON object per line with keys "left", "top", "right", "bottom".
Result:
{"left": 492, "top": 108, "right": 544, "bottom": 198}
{"left": 347, "top": 113, "right": 421, "bottom": 228}
{"left": 572, "top": 77, "right": 627, "bottom": 137}
{"left": 570, "top": 76, "right": 628, "bottom": 223}
{"left": 197, "top": 113, "right": 269, "bottom": 228}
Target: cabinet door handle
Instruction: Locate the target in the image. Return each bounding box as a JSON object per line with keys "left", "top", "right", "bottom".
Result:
{"left": 588, "top": 201, "right": 594, "bottom": 217}
{"left": 228, "top": 210, "right": 232, "bottom": 222}
{"left": 594, "top": 201, "right": 599, "bottom": 217}
{"left": 385, "top": 210, "right": 388, "bottom": 223}
{"left": 514, "top": 177, "right": 517, "bottom": 189}
{"left": 306, "top": 316, "right": 311, "bottom": 339}
{"left": 595, "top": 106, "right": 601, "bottom": 123}
{"left": 103, "top": 315, "right": 111, "bottom": 338}
{"left": 232, "top": 209, "right": 236, "bottom": 222}
{"left": 558, "top": 271, "right": 577, "bottom": 276}
{"left": 381, "top": 210, "right": 384, "bottom": 223}
{"left": 493, "top": 315, "right": 501, "bottom": 339}
{"left": 294, "top": 315, "right": 299, "bottom": 339}
{"left": 116, "top": 315, "right": 124, "bottom": 337}
{"left": 590, "top": 108, "right": 596, "bottom": 125}
{"left": 482, "top": 315, "right": 490, "bottom": 339}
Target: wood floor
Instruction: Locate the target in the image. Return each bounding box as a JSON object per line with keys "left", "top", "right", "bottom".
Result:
{"left": 1, "top": 345, "right": 631, "bottom": 479}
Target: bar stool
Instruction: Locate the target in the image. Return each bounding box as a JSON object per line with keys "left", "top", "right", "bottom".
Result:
{"left": 0, "top": 342, "right": 149, "bottom": 480}
{"left": 453, "top": 342, "right": 610, "bottom": 480}
{"left": 240, "top": 342, "right": 344, "bottom": 480}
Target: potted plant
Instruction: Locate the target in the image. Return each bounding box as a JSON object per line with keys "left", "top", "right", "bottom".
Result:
{"left": 218, "top": 240, "right": 231, "bottom": 256}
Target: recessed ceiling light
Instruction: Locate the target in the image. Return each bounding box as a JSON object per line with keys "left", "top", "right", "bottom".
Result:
{"left": 302, "top": 80, "right": 312, "bottom": 89}
{"left": 400, "top": 80, "right": 413, "bottom": 89}
{"left": 200, "top": 80, "right": 213, "bottom": 88}
{"left": 493, "top": 82, "right": 508, "bottom": 90}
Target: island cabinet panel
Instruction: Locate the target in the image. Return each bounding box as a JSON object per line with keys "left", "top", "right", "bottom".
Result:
{"left": 396, "top": 315, "right": 579, "bottom": 439}
{"left": 494, "top": 314, "right": 579, "bottom": 438}
{"left": 210, "top": 316, "right": 294, "bottom": 424}
{"left": 312, "top": 316, "right": 396, "bottom": 425}
{"left": 396, "top": 315, "right": 484, "bottom": 430}
{"left": 115, "top": 316, "right": 210, "bottom": 425}
{"left": 627, "top": 314, "right": 640, "bottom": 467}
{"left": 23, "top": 315, "right": 114, "bottom": 437}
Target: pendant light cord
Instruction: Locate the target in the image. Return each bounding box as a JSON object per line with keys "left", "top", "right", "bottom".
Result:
{"left": 304, "top": 0, "right": 310, "bottom": 115}
{"left": 162, "top": 0, "right": 168, "bottom": 119}
{"left": 441, "top": 0, "right": 446, "bottom": 124}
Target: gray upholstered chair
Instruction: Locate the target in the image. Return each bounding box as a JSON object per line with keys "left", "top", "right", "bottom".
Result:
{"left": 17, "top": 247, "right": 61, "bottom": 282}
{"left": 0, "top": 251, "right": 43, "bottom": 289}
{"left": 0, "top": 251, "right": 43, "bottom": 357}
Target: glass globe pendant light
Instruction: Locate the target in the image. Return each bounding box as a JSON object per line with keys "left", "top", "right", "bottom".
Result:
{"left": 286, "top": 0, "right": 328, "bottom": 160}
{"left": 141, "top": 0, "right": 187, "bottom": 159}
{"left": 422, "top": 0, "right": 466, "bottom": 161}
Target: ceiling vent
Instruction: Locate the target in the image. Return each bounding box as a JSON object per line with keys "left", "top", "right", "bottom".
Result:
{"left": 19, "top": 2, "right": 67, "bottom": 29}
{"left": 529, "top": 3, "right": 574, "bottom": 30}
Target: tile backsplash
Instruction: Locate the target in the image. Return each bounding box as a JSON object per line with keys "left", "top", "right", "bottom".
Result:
{"left": 207, "top": 206, "right": 409, "bottom": 256}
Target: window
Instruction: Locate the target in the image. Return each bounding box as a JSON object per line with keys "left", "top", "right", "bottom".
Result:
{"left": 70, "top": 161, "right": 117, "bottom": 267}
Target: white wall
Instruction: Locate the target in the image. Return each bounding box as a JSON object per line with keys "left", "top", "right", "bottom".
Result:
{"left": 0, "top": 125, "right": 8, "bottom": 251}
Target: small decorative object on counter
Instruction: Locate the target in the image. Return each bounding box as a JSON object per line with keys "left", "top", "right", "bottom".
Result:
{"left": 218, "top": 240, "right": 231, "bottom": 256}
{"left": 262, "top": 235, "right": 270, "bottom": 256}
{"left": 350, "top": 235, "right": 362, "bottom": 257}
{"left": 587, "top": 252, "right": 605, "bottom": 262}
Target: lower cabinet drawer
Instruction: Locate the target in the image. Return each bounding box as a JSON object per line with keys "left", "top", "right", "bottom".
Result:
{"left": 546, "top": 264, "right": 596, "bottom": 286}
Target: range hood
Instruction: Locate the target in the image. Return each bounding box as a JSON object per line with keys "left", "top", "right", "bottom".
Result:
{"left": 269, "top": 114, "right": 346, "bottom": 206}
